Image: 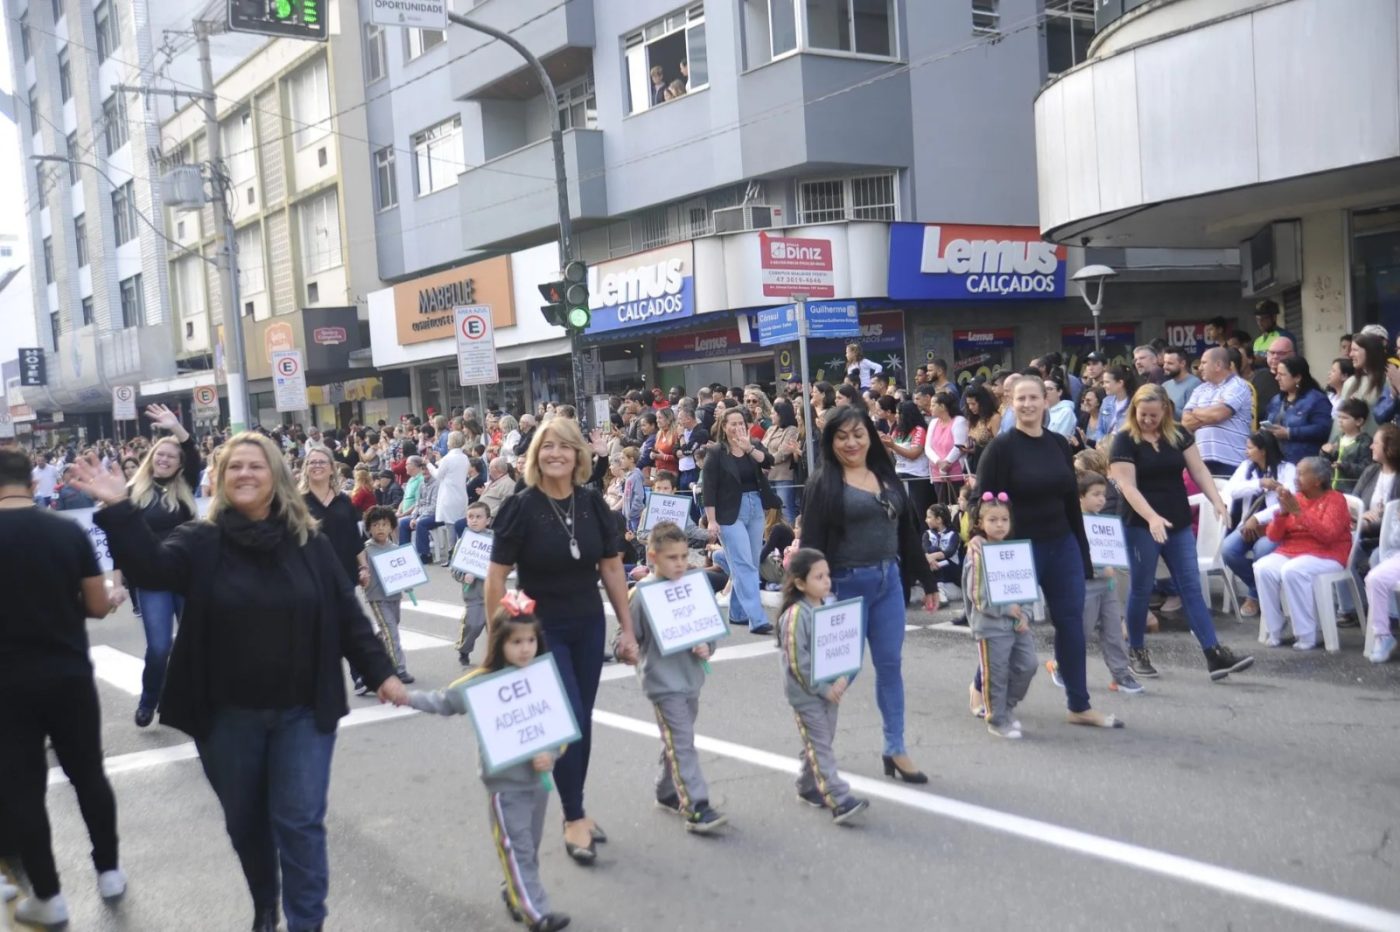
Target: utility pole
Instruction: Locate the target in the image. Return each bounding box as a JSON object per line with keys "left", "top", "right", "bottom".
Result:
{"left": 447, "top": 12, "right": 588, "bottom": 428}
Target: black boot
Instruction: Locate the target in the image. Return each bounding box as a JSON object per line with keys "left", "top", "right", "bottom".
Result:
{"left": 251, "top": 907, "right": 278, "bottom": 932}
{"left": 1204, "top": 644, "right": 1254, "bottom": 681}
{"left": 531, "top": 913, "right": 571, "bottom": 932}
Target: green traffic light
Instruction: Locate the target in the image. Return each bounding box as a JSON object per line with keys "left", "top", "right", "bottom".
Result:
{"left": 566, "top": 306, "right": 590, "bottom": 329}
{"left": 275, "top": 0, "right": 292, "bottom": 17}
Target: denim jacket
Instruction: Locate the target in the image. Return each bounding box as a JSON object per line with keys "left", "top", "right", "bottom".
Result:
{"left": 1264, "top": 388, "right": 1332, "bottom": 463}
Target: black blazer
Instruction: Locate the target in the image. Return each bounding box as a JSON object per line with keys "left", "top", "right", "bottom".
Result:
{"left": 94, "top": 501, "right": 396, "bottom": 739}
{"left": 702, "top": 442, "right": 777, "bottom": 524}
{"left": 800, "top": 468, "right": 938, "bottom": 598}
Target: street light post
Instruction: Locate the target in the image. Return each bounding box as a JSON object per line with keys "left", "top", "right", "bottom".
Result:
{"left": 1072, "top": 264, "right": 1118, "bottom": 355}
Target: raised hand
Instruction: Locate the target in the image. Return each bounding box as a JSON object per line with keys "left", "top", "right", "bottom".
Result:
{"left": 144, "top": 404, "right": 179, "bottom": 433}
{"left": 66, "top": 458, "right": 129, "bottom": 506}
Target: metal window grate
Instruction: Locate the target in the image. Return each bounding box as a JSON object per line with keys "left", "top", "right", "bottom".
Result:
{"left": 851, "top": 174, "right": 896, "bottom": 221}
{"left": 637, "top": 206, "right": 670, "bottom": 250}
{"left": 799, "top": 179, "right": 846, "bottom": 224}
{"left": 972, "top": 0, "right": 999, "bottom": 34}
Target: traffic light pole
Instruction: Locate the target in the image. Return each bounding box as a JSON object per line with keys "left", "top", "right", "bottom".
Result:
{"left": 447, "top": 13, "right": 589, "bottom": 428}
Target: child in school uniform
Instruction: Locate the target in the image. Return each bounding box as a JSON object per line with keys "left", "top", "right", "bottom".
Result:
{"left": 1048, "top": 472, "right": 1143, "bottom": 695}
{"left": 628, "top": 521, "right": 727, "bottom": 833}
{"left": 923, "top": 503, "right": 962, "bottom": 611}
{"left": 452, "top": 501, "right": 492, "bottom": 666}
{"left": 408, "top": 595, "right": 571, "bottom": 932}
{"left": 357, "top": 505, "right": 414, "bottom": 684}
{"left": 777, "top": 548, "right": 870, "bottom": 824}
{"left": 961, "top": 493, "right": 1038, "bottom": 739}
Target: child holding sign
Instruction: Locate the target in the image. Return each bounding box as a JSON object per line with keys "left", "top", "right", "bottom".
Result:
{"left": 451, "top": 501, "right": 492, "bottom": 666}
{"left": 962, "top": 494, "right": 1037, "bottom": 739}
{"left": 407, "top": 597, "right": 572, "bottom": 932}
{"left": 777, "top": 549, "right": 870, "bottom": 824}
{"left": 628, "top": 522, "right": 727, "bottom": 834}
{"left": 357, "top": 506, "right": 414, "bottom": 684}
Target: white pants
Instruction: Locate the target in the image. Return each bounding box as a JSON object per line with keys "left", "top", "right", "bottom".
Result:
{"left": 1255, "top": 552, "right": 1343, "bottom": 644}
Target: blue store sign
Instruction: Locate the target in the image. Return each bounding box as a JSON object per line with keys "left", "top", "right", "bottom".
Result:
{"left": 586, "top": 242, "right": 696, "bottom": 335}
{"left": 887, "top": 222, "right": 1067, "bottom": 301}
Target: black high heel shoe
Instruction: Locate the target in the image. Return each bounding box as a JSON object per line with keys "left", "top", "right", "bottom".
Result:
{"left": 882, "top": 754, "right": 929, "bottom": 784}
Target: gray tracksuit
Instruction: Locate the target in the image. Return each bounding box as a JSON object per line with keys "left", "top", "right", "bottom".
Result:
{"left": 631, "top": 577, "right": 715, "bottom": 812}
{"left": 777, "top": 601, "right": 850, "bottom": 807}
{"left": 451, "top": 542, "right": 489, "bottom": 662}
{"left": 410, "top": 676, "right": 559, "bottom": 924}
{"left": 363, "top": 538, "right": 407, "bottom": 674}
{"left": 963, "top": 547, "right": 1038, "bottom": 728}
{"left": 1083, "top": 571, "right": 1131, "bottom": 681}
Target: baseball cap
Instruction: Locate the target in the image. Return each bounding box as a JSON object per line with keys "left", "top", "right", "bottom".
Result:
{"left": 1084, "top": 351, "right": 1106, "bottom": 363}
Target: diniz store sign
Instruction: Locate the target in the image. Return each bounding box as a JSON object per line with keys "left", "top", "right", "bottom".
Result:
{"left": 587, "top": 242, "right": 695, "bottom": 335}
{"left": 887, "top": 222, "right": 1067, "bottom": 300}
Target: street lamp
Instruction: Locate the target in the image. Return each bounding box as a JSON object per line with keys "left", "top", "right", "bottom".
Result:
{"left": 1072, "top": 264, "right": 1118, "bottom": 354}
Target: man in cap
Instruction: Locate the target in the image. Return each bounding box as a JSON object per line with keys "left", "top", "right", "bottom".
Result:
{"left": 1251, "top": 299, "right": 1296, "bottom": 357}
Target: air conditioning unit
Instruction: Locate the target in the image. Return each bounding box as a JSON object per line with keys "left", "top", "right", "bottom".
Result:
{"left": 161, "top": 165, "right": 207, "bottom": 212}
{"left": 1239, "top": 220, "right": 1301, "bottom": 297}
{"left": 712, "top": 204, "right": 776, "bottom": 234}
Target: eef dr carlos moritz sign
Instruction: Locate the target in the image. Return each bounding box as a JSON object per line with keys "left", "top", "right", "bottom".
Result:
{"left": 393, "top": 255, "right": 516, "bottom": 345}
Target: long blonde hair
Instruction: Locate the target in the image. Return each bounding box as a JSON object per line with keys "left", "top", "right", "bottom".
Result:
{"left": 297, "top": 443, "right": 337, "bottom": 495}
{"left": 128, "top": 436, "right": 197, "bottom": 516}
{"left": 522, "top": 417, "right": 593, "bottom": 487}
{"left": 1122, "top": 383, "right": 1186, "bottom": 447}
{"left": 208, "top": 433, "right": 318, "bottom": 546}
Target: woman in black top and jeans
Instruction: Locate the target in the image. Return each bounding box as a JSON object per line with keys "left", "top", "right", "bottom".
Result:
{"left": 78, "top": 432, "right": 405, "bottom": 932}
{"left": 977, "top": 375, "right": 1121, "bottom": 728}
{"left": 488, "top": 418, "right": 639, "bottom": 864}
{"left": 802, "top": 406, "right": 939, "bottom": 783}
{"left": 703, "top": 407, "right": 778, "bottom": 635}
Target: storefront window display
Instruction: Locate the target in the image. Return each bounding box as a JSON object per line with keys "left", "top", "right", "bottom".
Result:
{"left": 804, "top": 310, "right": 906, "bottom": 386}
{"left": 655, "top": 323, "right": 773, "bottom": 394}
{"left": 953, "top": 328, "right": 1015, "bottom": 387}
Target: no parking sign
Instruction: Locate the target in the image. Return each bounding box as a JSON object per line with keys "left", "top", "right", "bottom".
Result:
{"left": 272, "top": 349, "right": 308, "bottom": 413}
{"left": 112, "top": 385, "right": 137, "bottom": 422}
{"left": 193, "top": 384, "right": 220, "bottom": 419}
{"left": 454, "top": 304, "right": 498, "bottom": 387}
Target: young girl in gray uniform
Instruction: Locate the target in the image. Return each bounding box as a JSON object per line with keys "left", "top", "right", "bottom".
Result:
{"left": 408, "top": 596, "right": 571, "bottom": 932}
{"left": 777, "top": 548, "right": 870, "bottom": 824}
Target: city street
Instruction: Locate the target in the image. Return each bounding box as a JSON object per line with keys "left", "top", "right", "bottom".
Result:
{"left": 7, "top": 567, "right": 1400, "bottom": 932}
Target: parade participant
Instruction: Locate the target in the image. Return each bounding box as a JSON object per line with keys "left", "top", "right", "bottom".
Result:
{"left": 1182, "top": 346, "right": 1255, "bottom": 477}
{"left": 1110, "top": 384, "right": 1254, "bottom": 681}
{"left": 486, "top": 418, "right": 639, "bottom": 864}
{"left": 962, "top": 493, "right": 1041, "bottom": 738}
{"left": 764, "top": 398, "right": 802, "bottom": 525}
{"left": 1264, "top": 356, "right": 1332, "bottom": 463}
{"left": 451, "top": 501, "right": 492, "bottom": 666}
{"left": 777, "top": 548, "right": 870, "bottom": 823}
{"left": 1255, "top": 458, "right": 1353, "bottom": 650}
{"left": 924, "top": 391, "right": 968, "bottom": 506}
{"left": 629, "top": 522, "right": 726, "bottom": 834}
{"left": 75, "top": 434, "right": 406, "bottom": 932}
{"left": 356, "top": 506, "right": 414, "bottom": 685}
{"left": 703, "top": 407, "right": 778, "bottom": 636}
{"left": 802, "top": 406, "right": 938, "bottom": 780}
{"left": 126, "top": 403, "right": 203, "bottom": 728}
{"left": 0, "top": 448, "right": 123, "bottom": 929}
{"left": 405, "top": 598, "right": 571, "bottom": 932}
{"left": 977, "top": 375, "right": 1118, "bottom": 727}
{"left": 1219, "top": 432, "right": 1295, "bottom": 617}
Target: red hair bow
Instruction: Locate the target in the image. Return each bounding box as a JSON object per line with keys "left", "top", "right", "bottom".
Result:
{"left": 500, "top": 590, "right": 536, "bottom": 617}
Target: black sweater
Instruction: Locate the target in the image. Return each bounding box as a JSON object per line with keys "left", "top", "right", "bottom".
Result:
{"left": 94, "top": 501, "right": 395, "bottom": 738}
{"left": 134, "top": 435, "right": 203, "bottom": 539}
{"left": 976, "top": 427, "right": 1092, "bottom": 577}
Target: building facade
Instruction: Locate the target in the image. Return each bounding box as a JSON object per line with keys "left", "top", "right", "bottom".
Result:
{"left": 1035, "top": 0, "right": 1400, "bottom": 374}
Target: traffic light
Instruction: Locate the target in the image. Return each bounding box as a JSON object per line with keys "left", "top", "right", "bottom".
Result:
{"left": 538, "top": 281, "right": 566, "bottom": 329}
{"left": 228, "top": 0, "right": 328, "bottom": 42}
{"left": 562, "top": 260, "right": 590, "bottom": 332}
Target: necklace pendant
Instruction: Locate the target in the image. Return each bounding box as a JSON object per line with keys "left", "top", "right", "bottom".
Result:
{"left": 569, "top": 538, "right": 581, "bottom": 560}
{"left": 565, "top": 516, "right": 573, "bottom": 527}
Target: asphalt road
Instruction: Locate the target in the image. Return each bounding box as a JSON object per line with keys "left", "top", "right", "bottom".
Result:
{"left": 7, "top": 566, "right": 1400, "bottom": 932}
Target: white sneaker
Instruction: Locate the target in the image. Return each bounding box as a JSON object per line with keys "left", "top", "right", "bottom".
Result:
{"left": 97, "top": 868, "right": 127, "bottom": 901}
{"left": 15, "top": 892, "right": 69, "bottom": 927}
{"left": 1369, "top": 634, "right": 1397, "bottom": 664}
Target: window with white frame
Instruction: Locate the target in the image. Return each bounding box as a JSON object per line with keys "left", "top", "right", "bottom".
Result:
{"left": 411, "top": 117, "right": 463, "bottom": 196}
{"left": 287, "top": 57, "right": 331, "bottom": 150}
{"left": 95, "top": 1, "right": 118, "bottom": 63}
{"left": 557, "top": 75, "right": 597, "bottom": 131}
{"left": 237, "top": 224, "right": 266, "bottom": 295}
{"left": 102, "top": 93, "right": 128, "bottom": 154}
{"left": 405, "top": 28, "right": 445, "bottom": 61}
{"left": 119, "top": 274, "right": 144, "bottom": 328}
{"left": 66, "top": 132, "right": 79, "bottom": 183}
{"left": 221, "top": 110, "right": 255, "bottom": 186}
{"left": 58, "top": 49, "right": 72, "bottom": 102}
{"left": 364, "top": 23, "right": 387, "bottom": 82}
{"left": 624, "top": 5, "right": 708, "bottom": 115}
{"left": 43, "top": 238, "right": 54, "bottom": 283}
{"left": 298, "top": 188, "right": 342, "bottom": 275}
{"left": 73, "top": 215, "right": 87, "bottom": 266}
{"left": 1045, "top": 0, "right": 1094, "bottom": 77}
{"left": 111, "top": 181, "right": 137, "bottom": 245}
{"left": 972, "top": 0, "right": 999, "bottom": 34}
{"left": 174, "top": 255, "right": 206, "bottom": 318}
{"left": 374, "top": 146, "right": 397, "bottom": 211}
{"left": 797, "top": 173, "right": 897, "bottom": 223}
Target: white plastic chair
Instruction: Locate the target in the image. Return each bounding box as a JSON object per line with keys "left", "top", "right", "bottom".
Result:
{"left": 1192, "top": 493, "right": 1239, "bottom": 616}
{"left": 1260, "top": 494, "right": 1362, "bottom": 653}
{"left": 1371, "top": 500, "right": 1400, "bottom": 657}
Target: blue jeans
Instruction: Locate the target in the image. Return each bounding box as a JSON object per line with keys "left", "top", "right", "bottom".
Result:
{"left": 136, "top": 588, "right": 184, "bottom": 709}
{"left": 772, "top": 479, "right": 800, "bottom": 526}
{"left": 412, "top": 517, "right": 444, "bottom": 559}
{"left": 1033, "top": 534, "right": 1091, "bottom": 714}
{"left": 195, "top": 706, "right": 337, "bottom": 932}
{"left": 719, "top": 491, "right": 767, "bottom": 627}
{"left": 538, "top": 612, "right": 605, "bottom": 823}
{"left": 832, "top": 558, "right": 906, "bottom": 756}
{"left": 396, "top": 516, "right": 414, "bottom": 546}
{"left": 1126, "top": 525, "right": 1219, "bottom": 651}
{"left": 1220, "top": 528, "right": 1278, "bottom": 599}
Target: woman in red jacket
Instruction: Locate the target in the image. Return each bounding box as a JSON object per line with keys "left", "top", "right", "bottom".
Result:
{"left": 1253, "top": 456, "right": 1353, "bottom": 650}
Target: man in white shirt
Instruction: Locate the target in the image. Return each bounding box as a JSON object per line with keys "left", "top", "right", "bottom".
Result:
{"left": 422, "top": 431, "right": 469, "bottom": 564}
{"left": 31, "top": 454, "right": 59, "bottom": 507}
{"left": 1182, "top": 347, "right": 1254, "bottom": 477}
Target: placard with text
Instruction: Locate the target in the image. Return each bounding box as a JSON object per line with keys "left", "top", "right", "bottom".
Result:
{"left": 640, "top": 492, "right": 694, "bottom": 533}
{"left": 1083, "top": 514, "right": 1130, "bottom": 570}
{"left": 460, "top": 655, "right": 582, "bottom": 774}
{"left": 369, "top": 543, "right": 430, "bottom": 597}
{"left": 636, "top": 569, "right": 730, "bottom": 655}
{"left": 810, "top": 597, "right": 864, "bottom": 684}
{"left": 981, "top": 540, "right": 1038, "bottom": 607}
{"left": 450, "top": 529, "right": 495, "bottom": 579}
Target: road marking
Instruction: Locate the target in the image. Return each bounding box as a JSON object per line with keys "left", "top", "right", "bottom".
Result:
{"left": 90, "top": 645, "right": 144, "bottom": 696}
{"left": 399, "top": 627, "right": 456, "bottom": 651}
{"left": 404, "top": 599, "right": 469, "bottom": 620}
{"left": 592, "top": 710, "right": 1400, "bottom": 932}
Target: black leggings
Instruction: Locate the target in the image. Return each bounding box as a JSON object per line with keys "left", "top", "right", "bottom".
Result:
{"left": 0, "top": 675, "right": 119, "bottom": 898}
{"left": 540, "top": 612, "right": 605, "bottom": 823}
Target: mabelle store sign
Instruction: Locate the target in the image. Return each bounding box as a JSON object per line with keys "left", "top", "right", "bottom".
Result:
{"left": 393, "top": 255, "right": 517, "bottom": 345}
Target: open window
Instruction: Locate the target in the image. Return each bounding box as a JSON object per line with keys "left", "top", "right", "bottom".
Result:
{"left": 624, "top": 5, "right": 708, "bottom": 115}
